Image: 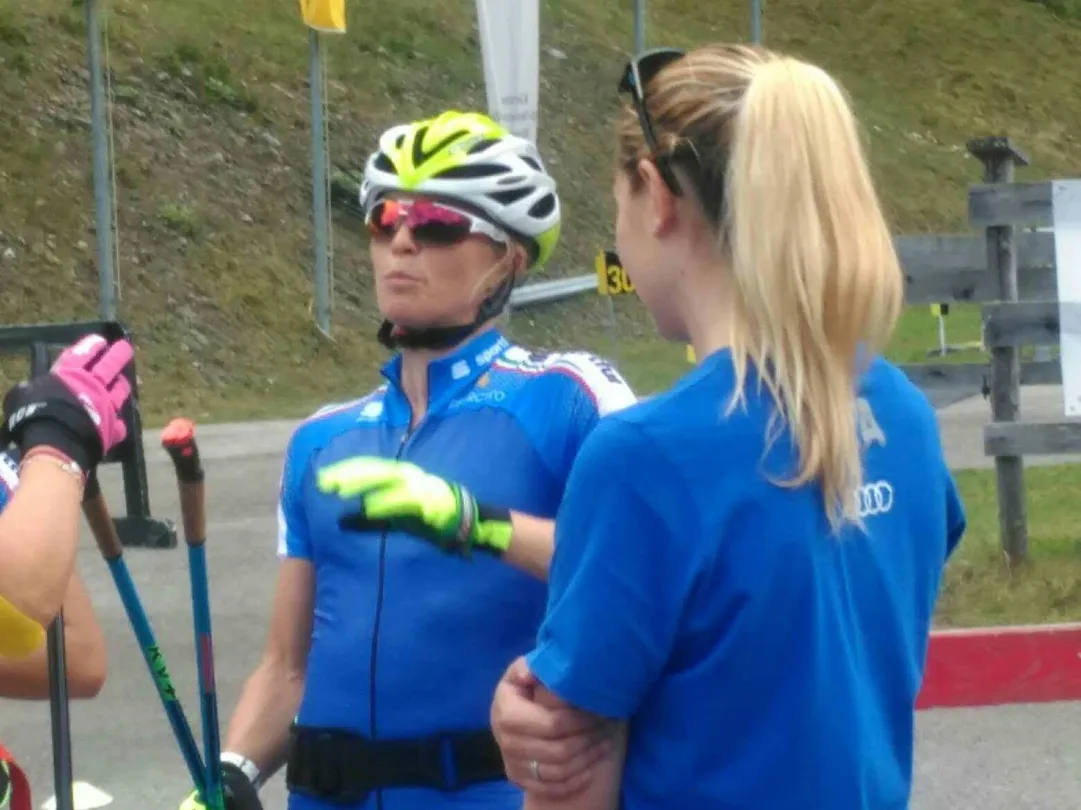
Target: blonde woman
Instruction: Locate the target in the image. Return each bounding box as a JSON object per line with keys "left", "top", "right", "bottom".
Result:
{"left": 489, "top": 44, "right": 967, "bottom": 809}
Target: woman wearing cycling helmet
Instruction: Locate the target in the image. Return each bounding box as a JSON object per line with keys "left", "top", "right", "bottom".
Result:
{"left": 181, "top": 111, "right": 635, "bottom": 810}
{"left": 489, "top": 43, "right": 967, "bottom": 809}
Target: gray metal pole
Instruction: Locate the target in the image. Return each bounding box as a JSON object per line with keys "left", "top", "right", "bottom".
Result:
{"left": 608, "top": 0, "right": 649, "bottom": 367}
{"left": 309, "top": 29, "right": 331, "bottom": 336}
{"left": 751, "top": 0, "right": 763, "bottom": 43}
{"left": 633, "top": 0, "right": 646, "bottom": 54}
{"left": 86, "top": 0, "right": 116, "bottom": 321}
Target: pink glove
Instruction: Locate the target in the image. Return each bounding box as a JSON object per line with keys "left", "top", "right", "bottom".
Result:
{"left": 50, "top": 334, "right": 135, "bottom": 457}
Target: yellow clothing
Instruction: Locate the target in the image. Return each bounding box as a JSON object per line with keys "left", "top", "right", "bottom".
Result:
{"left": 0, "top": 593, "right": 45, "bottom": 659}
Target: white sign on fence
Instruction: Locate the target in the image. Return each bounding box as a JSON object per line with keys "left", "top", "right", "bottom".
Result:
{"left": 474, "top": 0, "right": 540, "bottom": 143}
{"left": 1053, "top": 180, "right": 1081, "bottom": 416}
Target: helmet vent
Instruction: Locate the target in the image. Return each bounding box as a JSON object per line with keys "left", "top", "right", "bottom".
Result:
{"left": 438, "top": 164, "right": 510, "bottom": 179}
{"left": 373, "top": 153, "right": 395, "bottom": 173}
{"left": 528, "top": 194, "right": 556, "bottom": 219}
{"left": 414, "top": 128, "right": 469, "bottom": 166}
{"left": 467, "top": 138, "right": 501, "bottom": 155}
{"left": 488, "top": 188, "right": 532, "bottom": 205}
{"left": 521, "top": 156, "right": 542, "bottom": 171}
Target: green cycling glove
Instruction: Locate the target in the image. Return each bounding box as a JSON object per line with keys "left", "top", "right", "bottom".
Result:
{"left": 177, "top": 761, "right": 262, "bottom": 810}
{"left": 316, "top": 457, "right": 513, "bottom": 556}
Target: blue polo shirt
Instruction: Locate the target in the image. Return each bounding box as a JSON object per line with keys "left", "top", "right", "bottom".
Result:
{"left": 276, "top": 328, "right": 637, "bottom": 810}
{"left": 527, "top": 348, "right": 966, "bottom": 809}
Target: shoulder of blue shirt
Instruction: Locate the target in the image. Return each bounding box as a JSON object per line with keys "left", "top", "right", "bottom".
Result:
{"left": 569, "top": 348, "right": 947, "bottom": 479}
{"left": 620, "top": 348, "right": 939, "bottom": 424}
{"left": 277, "top": 344, "right": 639, "bottom": 472}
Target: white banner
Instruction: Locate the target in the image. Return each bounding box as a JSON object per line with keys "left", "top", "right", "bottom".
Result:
{"left": 474, "top": 0, "right": 540, "bottom": 144}
{"left": 1053, "top": 180, "right": 1081, "bottom": 416}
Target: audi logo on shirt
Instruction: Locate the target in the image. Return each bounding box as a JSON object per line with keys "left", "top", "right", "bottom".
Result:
{"left": 857, "top": 480, "right": 894, "bottom": 518}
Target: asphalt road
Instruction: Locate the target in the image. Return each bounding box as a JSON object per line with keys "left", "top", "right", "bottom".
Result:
{"left": 4, "top": 391, "right": 1081, "bottom": 809}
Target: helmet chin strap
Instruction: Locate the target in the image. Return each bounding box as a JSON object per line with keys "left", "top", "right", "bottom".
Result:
{"left": 377, "top": 275, "right": 516, "bottom": 352}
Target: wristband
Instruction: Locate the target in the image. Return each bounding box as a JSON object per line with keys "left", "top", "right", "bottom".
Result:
{"left": 221, "top": 752, "right": 261, "bottom": 788}
{"left": 19, "top": 448, "right": 86, "bottom": 487}
{"left": 22, "top": 446, "right": 75, "bottom": 466}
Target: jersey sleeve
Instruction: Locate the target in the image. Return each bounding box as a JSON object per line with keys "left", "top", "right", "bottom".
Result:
{"left": 526, "top": 416, "right": 700, "bottom": 720}
{"left": 536, "top": 352, "right": 638, "bottom": 486}
{"left": 0, "top": 450, "right": 20, "bottom": 512}
{"left": 276, "top": 430, "right": 313, "bottom": 561}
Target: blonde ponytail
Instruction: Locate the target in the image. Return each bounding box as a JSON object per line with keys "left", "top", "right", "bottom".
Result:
{"left": 614, "top": 44, "right": 904, "bottom": 532}
{"left": 723, "top": 56, "right": 904, "bottom": 531}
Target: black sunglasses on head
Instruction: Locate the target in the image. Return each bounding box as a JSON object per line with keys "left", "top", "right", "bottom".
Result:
{"left": 618, "top": 47, "right": 687, "bottom": 195}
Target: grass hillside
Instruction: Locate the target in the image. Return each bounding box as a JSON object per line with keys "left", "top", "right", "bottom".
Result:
{"left": 1, "top": 0, "right": 1081, "bottom": 423}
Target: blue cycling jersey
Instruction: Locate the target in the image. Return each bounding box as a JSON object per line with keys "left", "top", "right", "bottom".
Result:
{"left": 277, "top": 328, "right": 637, "bottom": 810}
{"left": 528, "top": 349, "right": 966, "bottom": 810}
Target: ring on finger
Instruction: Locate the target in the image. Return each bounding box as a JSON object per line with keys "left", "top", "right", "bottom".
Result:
{"left": 529, "top": 759, "right": 541, "bottom": 782}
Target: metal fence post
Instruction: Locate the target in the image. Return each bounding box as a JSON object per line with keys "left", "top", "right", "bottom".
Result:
{"left": 968, "top": 136, "right": 1030, "bottom": 563}
{"left": 310, "top": 29, "right": 331, "bottom": 336}
{"left": 750, "top": 0, "right": 763, "bottom": 43}
{"left": 86, "top": 0, "right": 116, "bottom": 321}
{"left": 634, "top": 0, "right": 646, "bottom": 54}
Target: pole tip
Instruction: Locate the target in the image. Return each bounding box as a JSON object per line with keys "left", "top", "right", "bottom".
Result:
{"left": 161, "top": 417, "right": 197, "bottom": 450}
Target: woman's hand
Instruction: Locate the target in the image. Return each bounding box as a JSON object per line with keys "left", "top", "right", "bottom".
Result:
{"left": 317, "top": 457, "right": 514, "bottom": 556}
{"left": 491, "top": 657, "right": 618, "bottom": 800}
{"left": 1, "top": 333, "right": 134, "bottom": 471}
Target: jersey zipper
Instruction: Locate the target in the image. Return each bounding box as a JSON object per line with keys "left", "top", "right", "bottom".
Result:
{"left": 369, "top": 417, "right": 417, "bottom": 810}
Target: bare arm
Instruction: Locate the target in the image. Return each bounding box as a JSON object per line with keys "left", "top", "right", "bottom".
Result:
{"left": 0, "top": 572, "right": 107, "bottom": 699}
{"left": 523, "top": 686, "right": 627, "bottom": 810}
{"left": 222, "top": 558, "right": 314, "bottom": 781}
{"left": 503, "top": 513, "right": 554, "bottom": 581}
{"left": 0, "top": 459, "right": 84, "bottom": 626}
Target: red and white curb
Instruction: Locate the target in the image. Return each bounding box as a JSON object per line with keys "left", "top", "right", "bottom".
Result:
{"left": 917, "top": 622, "right": 1081, "bottom": 709}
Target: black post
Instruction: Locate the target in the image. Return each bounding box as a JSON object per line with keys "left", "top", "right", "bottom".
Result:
{"left": 30, "top": 341, "right": 76, "bottom": 810}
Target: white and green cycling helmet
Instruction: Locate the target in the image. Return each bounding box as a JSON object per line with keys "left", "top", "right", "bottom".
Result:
{"left": 360, "top": 110, "right": 561, "bottom": 269}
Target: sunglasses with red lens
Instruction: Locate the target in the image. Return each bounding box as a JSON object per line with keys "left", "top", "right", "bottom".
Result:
{"left": 366, "top": 198, "right": 509, "bottom": 248}
{"left": 618, "top": 47, "right": 687, "bottom": 195}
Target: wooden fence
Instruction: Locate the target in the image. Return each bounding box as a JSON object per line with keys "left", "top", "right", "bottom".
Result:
{"left": 897, "top": 136, "right": 1081, "bottom": 563}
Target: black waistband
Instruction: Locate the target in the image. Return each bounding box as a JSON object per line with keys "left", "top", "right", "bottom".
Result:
{"left": 286, "top": 723, "right": 507, "bottom": 805}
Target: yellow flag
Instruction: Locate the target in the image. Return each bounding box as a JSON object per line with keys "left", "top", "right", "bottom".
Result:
{"left": 300, "top": 0, "right": 346, "bottom": 33}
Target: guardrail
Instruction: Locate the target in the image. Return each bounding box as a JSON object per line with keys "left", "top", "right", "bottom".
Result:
{"left": 510, "top": 274, "right": 596, "bottom": 307}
